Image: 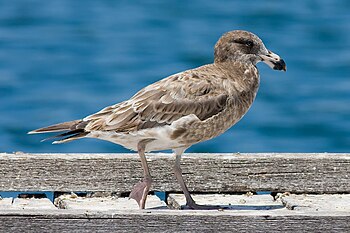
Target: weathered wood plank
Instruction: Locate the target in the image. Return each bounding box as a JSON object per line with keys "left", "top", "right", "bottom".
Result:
{"left": 167, "top": 193, "right": 283, "bottom": 210}
{"left": 54, "top": 194, "right": 166, "bottom": 210}
{"left": 0, "top": 198, "right": 13, "bottom": 209}
{"left": 279, "top": 194, "right": 350, "bottom": 212}
{"left": 0, "top": 197, "right": 56, "bottom": 210}
{"left": 11, "top": 198, "right": 57, "bottom": 210}
{"left": 0, "top": 153, "right": 349, "bottom": 193}
{"left": 0, "top": 208, "right": 349, "bottom": 233}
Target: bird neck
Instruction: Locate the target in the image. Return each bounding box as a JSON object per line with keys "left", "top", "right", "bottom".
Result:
{"left": 214, "top": 61, "right": 260, "bottom": 95}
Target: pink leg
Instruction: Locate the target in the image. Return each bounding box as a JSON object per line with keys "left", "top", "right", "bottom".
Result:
{"left": 173, "top": 148, "right": 222, "bottom": 210}
{"left": 129, "top": 141, "right": 152, "bottom": 209}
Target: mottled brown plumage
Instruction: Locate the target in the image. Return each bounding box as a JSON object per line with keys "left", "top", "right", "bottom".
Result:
{"left": 29, "top": 30, "right": 286, "bottom": 209}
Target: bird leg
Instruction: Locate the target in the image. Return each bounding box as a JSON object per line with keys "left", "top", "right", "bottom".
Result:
{"left": 129, "top": 140, "right": 152, "bottom": 209}
{"left": 173, "top": 148, "right": 222, "bottom": 210}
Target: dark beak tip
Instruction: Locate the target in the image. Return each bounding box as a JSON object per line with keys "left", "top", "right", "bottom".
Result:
{"left": 273, "top": 59, "right": 286, "bottom": 72}
{"left": 280, "top": 58, "right": 286, "bottom": 69}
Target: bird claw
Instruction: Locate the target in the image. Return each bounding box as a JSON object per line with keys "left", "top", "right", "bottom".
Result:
{"left": 186, "top": 202, "right": 227, "bottom": 210}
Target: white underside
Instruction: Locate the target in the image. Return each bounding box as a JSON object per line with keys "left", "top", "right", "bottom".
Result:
{"left": 86, "top": 114, "right": 198, "bottom": 152}
{"left": 87, "top": 126, "right": 182, "bottom": 152}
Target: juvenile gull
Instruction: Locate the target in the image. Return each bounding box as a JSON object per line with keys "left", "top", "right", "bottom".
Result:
{"left": 29, "top": 30, "right": 286, "bottom": 209}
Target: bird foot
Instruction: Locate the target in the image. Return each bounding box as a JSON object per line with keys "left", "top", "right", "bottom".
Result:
{"left": 129, "top": 177, "right": 152, "bottom": 209}
{"left": 185, "top": 202, "right": 226, "bottom": 210}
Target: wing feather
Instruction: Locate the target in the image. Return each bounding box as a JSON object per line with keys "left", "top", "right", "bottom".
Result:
{"left": 84, "top": 66, "right": 230, "bottom": 132}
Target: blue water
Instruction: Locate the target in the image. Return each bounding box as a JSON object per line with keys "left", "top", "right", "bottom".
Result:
{"left": 0, "top": 0, "right": 349, "bottom": 154}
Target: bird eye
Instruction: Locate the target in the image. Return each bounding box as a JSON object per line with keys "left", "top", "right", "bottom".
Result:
{"left": 231, "top": 38, "right": 254, "bottom": 47}
{"left": 245, "top": 40, "right": 254, "bottom": 47}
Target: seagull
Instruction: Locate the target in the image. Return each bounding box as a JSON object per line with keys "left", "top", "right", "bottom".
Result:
{"left": 29, "top": 30, "right": 286, "bottom": 209}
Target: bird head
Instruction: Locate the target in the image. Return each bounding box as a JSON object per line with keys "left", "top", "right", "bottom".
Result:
{"left": 214, "top": 30, "right": 286, "bottom": 71}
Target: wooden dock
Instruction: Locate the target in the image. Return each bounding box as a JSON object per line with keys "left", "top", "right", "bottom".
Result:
{"left": 0, "top": 152, "right": 349, "bottom": 232}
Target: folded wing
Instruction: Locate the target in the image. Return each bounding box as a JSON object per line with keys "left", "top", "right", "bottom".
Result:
{"left": 84, "top": 68, "right": 229, "bottom": 133}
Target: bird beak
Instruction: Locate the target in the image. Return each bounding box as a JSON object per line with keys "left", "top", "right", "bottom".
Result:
{"left": 260, "top": 50, "right": 286, "bottom": 71}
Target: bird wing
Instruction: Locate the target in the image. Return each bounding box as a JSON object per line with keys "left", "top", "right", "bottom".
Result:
{"left": 84, "top": 66, "right": 229, "bottom": 132}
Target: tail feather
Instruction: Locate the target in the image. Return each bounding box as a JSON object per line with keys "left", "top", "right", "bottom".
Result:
{"left": 40, "top": 129, "right": 85, "bottom": 142}
{"left": 28, "top": 119, "right": 89, "bottom": 144}
{"left": 52, "top": 130, "right": 89, "bottom": 144}
{"left": 28, "top": 120, "right": 85, "bottom": 134}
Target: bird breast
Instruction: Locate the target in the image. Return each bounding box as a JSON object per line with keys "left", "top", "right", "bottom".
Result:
{"left": 173, "top": 70, "right": 260, "bottom": 145}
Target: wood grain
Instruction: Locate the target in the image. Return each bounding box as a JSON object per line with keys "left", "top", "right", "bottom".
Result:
{"left": 0, "top": 209, "right": 349, "bottom": 233}
{"left": 0, "top": 153, "right": 349, "bottom": 193}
